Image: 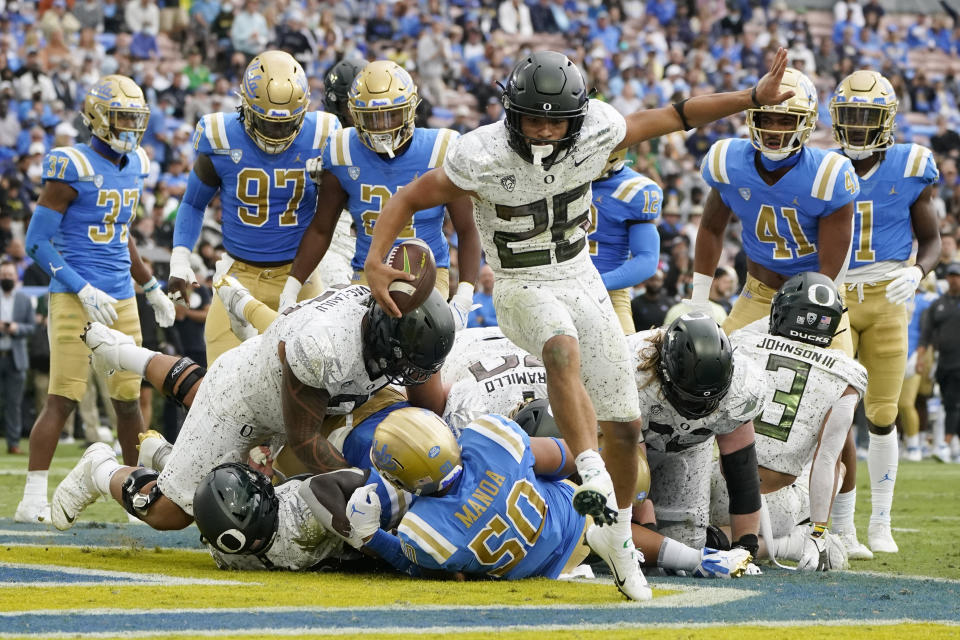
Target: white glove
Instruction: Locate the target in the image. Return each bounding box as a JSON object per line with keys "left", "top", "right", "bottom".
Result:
{"left": 143, "top": 277, "right": 176, "bottom": 327}
{"left": 306, "top": 155, "right": 323, "bottom": 184}
{"left": 168, "top": 246, "right": 198, "bottom": 302}
{"left": 679, "top": 271, "right": 715, "bottom": 318}
{"left": 78, "top": 283, "right": 118, "bottom": 326}
{"left": 885, "top": 266, "right": 923, "bottom": 305}
{"left": 278, "top": 275, "right": 303, "bottom": 314}
{"left": 345, "top": 483, "right": 381, "bottom": 549}
{"left": 212, "top": 254, "right": 235, "bottom": 283}
{"left": 797, "top": 524, "right": 842, "bottom": 571}
{"left": 449, "top": 282, "right": 479, "bottom": 331}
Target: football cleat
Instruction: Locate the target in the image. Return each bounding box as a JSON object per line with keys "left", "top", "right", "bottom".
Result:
{"left": 137, "top": 430, "right": 173, "bottom": 472}
{"left": 82, "top": 321, "right": 134, "bottom": 376}
{"left": 692, "top": 547, "right": 753, "bottom": 579}
{"left": 14, "top": 498, "right": 50, "bottom": 524}
{"left": 904, "top": 447, "right": 922, "bottom": 462}
{"left": 868, "top": 524, "right": 899, "bottom": 553}
{"left": 572, "top": 467, "right": 618, "bottom": 526}
{"left": 214, "top": 276, "right": 258, "bottom": 341}
{"left": 586, "top": 523, "right": 652, "bottom": 601}
{"left": 51, "top": 442, "right": 116, "bottom": 530}
{"left": 835, "top": 529, "right": 874, "bottom": 560}
{"left": 932, "top": 444, "right": 953, "bottom": 464}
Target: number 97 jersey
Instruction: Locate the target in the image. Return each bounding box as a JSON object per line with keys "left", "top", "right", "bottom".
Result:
{"left": 701, "top": 138, "right": 859, "bottom": 276}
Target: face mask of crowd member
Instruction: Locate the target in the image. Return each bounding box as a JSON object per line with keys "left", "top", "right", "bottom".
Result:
{"left": 1, "top": 279, "right": 15, "bottom": 292}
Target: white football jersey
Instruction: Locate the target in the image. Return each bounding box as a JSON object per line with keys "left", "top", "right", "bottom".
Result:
{"left": 443, "top": 99, "right": 626, "bottom": 279}
{"left": 626, "top": 331, "right": 767, "bottom": 453}
{"left": 441, "top": 327, "right": 546, "bottom": 433}
{"left": 241, "top": 285, "right": 388, "bottom": 428}
{"left": 730, "top": 319, "right": 868, "bottom": 476}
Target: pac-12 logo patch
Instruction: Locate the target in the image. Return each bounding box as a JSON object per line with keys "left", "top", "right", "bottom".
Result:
{"left": 500, "top": 175, "right": 516, "bottom": 192}
{"left": 230, "top": 149, "right": 243, "bottom": 164}
{"left": 348, "top": 166, "right": 360, "bottom": 180}
{"left": 739, "top": 188, "right": 751, "bottom": 201}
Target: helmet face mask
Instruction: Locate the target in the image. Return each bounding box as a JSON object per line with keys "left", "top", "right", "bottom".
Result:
{"left": 82, "top": 75, "right": 150, "bottom": 154}
{"left": 658, "top": 313, "right": 734, "bottom": 420}
{"left": 769, "top": 272, "right": 844, "bottom": 347}
{"left": 348, "top": 61, "right": 419, "bottom": 158}
{"left": 747, "top": 67, "right": 817, "bottom": 161}
{"left": 830, "top": 70, "right": 897, "bottom": 160}
{"left": 239, "top": 51, "right": 310, "bottom": 154}
{"left": 370, "top": 407, "right": 463, "bottom": 495}
{"left": 193, "top": 463, "right": 279, "bottom": 556}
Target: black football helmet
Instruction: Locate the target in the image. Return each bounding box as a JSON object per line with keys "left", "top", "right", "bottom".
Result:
{"left": 769, "top": 272, "right": 844, "bottom": 347}
{"left": 513, "top": 397, "right": 561, "bottom": 438}
{"left": 502, "top": 50, "right": 589, "bottom": 169}
{"left": 323, "top": 58, "right": 367, "bottom": 127}
{"left": 193, "top": 463, "right": 279, "bottom": 556}
{"left": 362, "top": 289, "right": 455, "bottom": 385}
{"left": 659, "top": 313, "right": 734, "bottom": 420}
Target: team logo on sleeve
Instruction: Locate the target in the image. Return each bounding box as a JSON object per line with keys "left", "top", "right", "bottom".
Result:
{"left": 500, "top": 175, "right": 516, "bottom": 192}
{"left": 348, "top": 166, "right": 360, "bottom": 180}
{"left": 739, "top": 188, "right": 751, "bottom": 201}
{"left": 230, "top": 149, "right": 243, "bottom": 164}
{"left": 93, "top": 175, "right": 103, "bottom": 188}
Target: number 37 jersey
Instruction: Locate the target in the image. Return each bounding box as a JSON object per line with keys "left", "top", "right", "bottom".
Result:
{"left": 701, "top": 139, "right": 859, "bottom": 276}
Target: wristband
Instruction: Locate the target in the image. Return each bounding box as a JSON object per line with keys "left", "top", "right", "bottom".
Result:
{"left": 142, "top": 276, "right": 160, "bottom": 294}
{"left": 455, "top": 282, "right": 475, "bottom": 299}
{"left": 750, "top": 86, "right": 762, "bottom": 108}
{"left": 690, "top": 272, "right": 713, "bottom": 304}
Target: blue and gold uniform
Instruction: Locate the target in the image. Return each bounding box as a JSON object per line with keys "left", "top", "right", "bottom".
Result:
{"left": 390, "top": 415, "right": 586, "bottom": 579}
{"left": 588, "top": 166, "right": 662, "bottom": 333}
{"left": 43, "top": 143, "right": 148, "bottom": 401}
{"left": 324, "top": 126, "right": 459, "bottom": 298}
{"left": 187, "top": 109, "right": 339, "bottom": 362}
{"left": 701, "top": 138, "right": 859, "bottom": 336}
{"left": 843, "top": 142, "right": 938, "bottom": 427}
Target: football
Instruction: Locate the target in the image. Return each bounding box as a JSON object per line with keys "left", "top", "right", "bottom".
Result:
{"left": 386, "top": 238, "right": 437, "bottom": 314}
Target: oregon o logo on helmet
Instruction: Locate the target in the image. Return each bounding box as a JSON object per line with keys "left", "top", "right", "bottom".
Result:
{"left": 807, "top": 283, "right": 836, "bottom": 306}
{"left": 542, "top": 103, "right": 552, "bottom": 110}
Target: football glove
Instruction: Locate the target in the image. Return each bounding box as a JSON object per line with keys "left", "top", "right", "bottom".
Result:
{"left": 345, "top": 483, "right": 381, "bottom": 548}
{"left": 679, "top": 271, "right": 714, "bottom": 317}
{"left": 278, "top": 276, "right": 302, "bottom": 314}
{"left": 78, "top": 283, "right": 118, "bottom": 326}
{"left": 449, "top": 282, "right": 479, "bottom": 331}
{"left": 167, "top": 246, "right": 198, "bottom": 303}
{"left": 797, "top": 524, "right": 848, "bottom": 571}
{"left": 884, "top": 266, "right": 923, "bottom": 305}
{"left": 306, "top": 156, "right": 323, "bottom": 184}
{"left": 143, "top": 277, "right": 176, "bottom": 327}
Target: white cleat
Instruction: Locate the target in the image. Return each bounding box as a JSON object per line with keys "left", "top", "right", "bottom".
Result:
{"left": 51, "top": 442, "right": 115, "bottom": 530}
{"left": 904, "top": 447, "right": 922, "bottom": 462}
{"left": 137, "top": 429, "right": 173, "bottom": 471}
{"left": 692, "top": 547, "right": 753, "bottom": 579}
{"left": 868, "top": 524, "right": 899, "bottom": 553}
{"left": 82, "top": 321, "right": 134, "bottom": 376}
{"left": 214, "top": 275, "right": 258, "bottom": 341}
{"left": 14, "top": 498, "right": 51, "bottom": 524}
{"left": 932, "top": 444, "right": 953, "bottom": 464}
{"left": 572, "top": 467, "right": 618, "bottom": 526}
{"left": 836, "top": 530, "right": 874, "bottom": 560}
{"left": 586, "top": 523, "right": 652, "bottom": 601}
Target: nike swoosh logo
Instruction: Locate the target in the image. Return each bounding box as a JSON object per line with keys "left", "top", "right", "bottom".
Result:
{"left": 607, "top": 552, "right": 627, "bottom": 588}
{"left": 59, "top": 505, "right": 75, "bottom": 524}
{"left": 574, "top": 154, "right": 594, "bottom": 167}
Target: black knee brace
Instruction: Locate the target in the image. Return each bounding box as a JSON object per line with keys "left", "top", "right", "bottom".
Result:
{"left": 161, "top": 357, "right": 206, "bottom": 408}
{"left": 121, "top": 468, "right": 162, "bottom": 518}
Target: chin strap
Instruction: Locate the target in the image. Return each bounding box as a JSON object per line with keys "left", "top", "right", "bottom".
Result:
{"left": 759, "top": 149, "right": 802, "bottom": 172}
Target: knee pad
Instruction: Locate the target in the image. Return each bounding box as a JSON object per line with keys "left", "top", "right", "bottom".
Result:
{"left": 121, "top": 468, "right": 162, "bottom": 518}
{"left": 162, "top": 357, "right": 205, "bottom": 408}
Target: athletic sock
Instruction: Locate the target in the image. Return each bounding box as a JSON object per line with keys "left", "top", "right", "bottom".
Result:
{"left": 574, "top": 449, "right": 606, "bottom": 479}
{"left": 867, "top": 430, "right": 898, "bottom": 527}
{"left": 23, "top": 470, "right": 49, "bottom": 502}
{"left": 91, "top": 458, "right": 123, "bottom": 496}
{"left": 830, "top": 488, "right": 857, "bottom": 534}
{"left": 658, "top": 536, "right": 702, "bottom": 571}
{"left": 119, "top": 345, "right": 156, "bottom": 376}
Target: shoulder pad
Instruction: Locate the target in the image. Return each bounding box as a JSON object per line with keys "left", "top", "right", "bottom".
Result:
{"left": 612, "top": 174, "right": 660, "bottom": 204}
{"left": 464, "top": 413, "right": 528, "bottom": 464}
{"left": 193, "top": 113, "right": 232, "bottom": 154}
{"left": 312, "top": 111, "right": 339, "bottom": 153}
{"left": 327, "top": 128, "right": 353, "bottom": 166}
{"left": 701, "top": 138, "right": 736, "bottom": 185}
{"left": 810, "top": 151, "right": 852, "bottom": 201}
{"left": 429, "top": 128, "right": 459, "bottom": 169}
{"left": 904, "top": 143, "right": 938, "bottom": 182}
{"left": 43, "top": 147, "right": 94, "bottom": 183}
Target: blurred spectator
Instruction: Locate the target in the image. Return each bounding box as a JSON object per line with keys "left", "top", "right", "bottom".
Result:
{"left": 498, "top": 0, "right": 533, "bottom": 36}
{"left": 479, "top": 96, "right": 504, "bottom": 126}
{"left": 39, "top": 0, "right": 81, "bottom": 39}
{"left": 710, "top": 267, "right": 736, "bottom": 314}
{"left": 467, "top": 264, "right": 497, "bottom": 328}
{"left": 126, "top": 0, "right": 160, "bottom": 36}
{"left": 918, "top": 263, "right": 960, "bottom": 459}
{"left": 366, "top": 3, "right": 396, "bottom": 43}
{"left": 0, "top": 260, "right": 35, "bottom": 455}
{"left": 932, "top": 115, "right": 960, "bottom": 160}
{"left": 14, "top": 50, "right": 56, "bottom": 103}
{"left": 834, "top": 0, "right": 865, "bottom": 29}
{"left": 631, "top": 270, "right": 672, "bottom": 331}
{"left": 231, "top": 0, "right": 270, "bottom": 57}
{"left": 4, "top": 238, "right": 31, "bottom": 279}
{"left": 72, "top": 0, "right": 104, "bottom": 32}
{"left": 451, "top": 105, "right": 472, "bottom": 135}
{"left": 418, "top": 18, "right": 452, "bottom": 107}
{"left": 530, "top": 0, "right": 559, "bottom": 34}
{"left": 275, "top": 8, "right": 318, "bottom": 68}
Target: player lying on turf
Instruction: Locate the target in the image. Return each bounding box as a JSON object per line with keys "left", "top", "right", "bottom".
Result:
{"left": 50, "top": 286, "right": 454, "bottom": 534}
{"left": 709, "top": 272, "right": 866, "bottom": 571}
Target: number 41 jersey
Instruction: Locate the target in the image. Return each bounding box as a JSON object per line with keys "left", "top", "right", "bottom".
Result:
{"left": 729, "top": 319, "right": 867, "bottom": 477}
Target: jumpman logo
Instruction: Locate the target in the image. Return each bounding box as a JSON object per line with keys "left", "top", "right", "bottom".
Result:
{"left": 49, "top": 263, "right": 63, "bottom": 277}
{"left": 879, "top": 471, "right": 895, "bottom": 483}
{"left": 350, "top": 504, "right": 366, "bottom": 517}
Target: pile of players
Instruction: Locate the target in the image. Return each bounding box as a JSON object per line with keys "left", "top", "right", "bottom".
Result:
{"left": 18, "top": 44, "right": 938, "bottom": 600}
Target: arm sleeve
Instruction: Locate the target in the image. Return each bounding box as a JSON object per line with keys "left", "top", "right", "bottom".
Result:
{"left": 601, "top": 222, "right": 660, "bottom": 290}
{"left": 364, "top": 528, "right": 421, "bottom": 576}
{"left": 172, "top": 169, "right": 218, "bottom": 249}
{"left": 24, "top": 205, "right": 88, "bottom": 293}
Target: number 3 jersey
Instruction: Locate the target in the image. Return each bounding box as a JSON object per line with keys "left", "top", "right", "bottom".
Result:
{"left": 41, "top": 144, "right": 150, "bottom": 299}
{"left": 324, "top": 127, "right": 459, "bottom": 270}
{"left": 701, "top": 139, "right": 859, "bottom": 276}
{"left": 192, "top": 110, "right": 340, "bottom": 263}
{"left": 440, "top": 327, "right": 546, "bottom": 434}
{"left": 443, "top": 99, "right": 625, "bottom": 280}
{"left": 395, "top": 414, "right": 585, "bottom": 579}
{"left": 626, "top": 330, "right": 768, "bottom": 453}
{"left": 729, "top": 319, "right": 867, "bottom": 476}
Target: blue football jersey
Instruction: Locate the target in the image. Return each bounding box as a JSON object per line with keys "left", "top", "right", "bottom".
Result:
{"left": 41, "top": 144, "right": 150, "bottom": 299}
{"left": 701, "top": 139, "right": 859, "bottom": 275}
{"left": 191, "top": 111, "right": 340, "bottom": 262}
{"left": 841, "top": 143, "right": 939, "bottom": 269}
{"left": 588, "top": 167, "right": 662, "bottom": 274}
{"left": 395, "top": 414, "right": 585, "bottom": 579}
{"left": 324, "top": 127, "right": 459, "bottom": 270}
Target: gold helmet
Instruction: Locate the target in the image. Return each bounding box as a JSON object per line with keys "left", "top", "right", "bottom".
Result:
{"left": 348, "top": 60, "right": 419, "bottom": 157}
{"left": 598, "top": 148, "right": 628, "bottom": 180}
{"left": 81, "top": 75, "right": 150, "bottom": 154}
{"left": 239, "top": 50, "right": 310, "bottom": 154}
{"left": 370, "top": 407, "right": 462, "bottom": 496}
{"left": 746, "top": 67, "right": 818, "bottom": 161}
{"left": 829, "top": 70, "right": 898, "bottom": 160}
